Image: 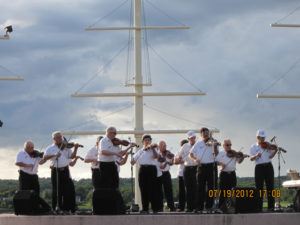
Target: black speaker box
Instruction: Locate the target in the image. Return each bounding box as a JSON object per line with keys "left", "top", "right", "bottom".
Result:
{"left": 220, "top": 187, "right": 260, "bottom": 213}
{"left": 92, "top": 188, "right": 126, "bottom": 215}
{"left": 13, "top": 190, "right": 39, "bottom": 215}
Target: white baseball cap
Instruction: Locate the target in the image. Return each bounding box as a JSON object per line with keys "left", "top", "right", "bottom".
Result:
{"left": 256, "top": 129, "right": 266, "bottom": 138}
{"left": 187, "top": 130, "right": 196, "bottom": 138}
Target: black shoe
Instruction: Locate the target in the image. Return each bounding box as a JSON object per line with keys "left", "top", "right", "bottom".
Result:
{"left": 185, "top": 209, "right": 192, "bottom": 213}
{"left": 140, "top": 210, "right": 149, "bottom": 214}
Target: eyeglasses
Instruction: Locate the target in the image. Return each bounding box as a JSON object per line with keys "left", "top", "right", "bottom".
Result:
{"left": 225, "top": 144, "right": 232, "bottom": 146}
{"left": 110, "top": 132, "right": 117, "bottom": 135}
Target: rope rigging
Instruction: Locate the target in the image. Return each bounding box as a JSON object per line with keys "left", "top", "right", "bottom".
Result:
{"left": 260, "top": 57, "right": 300, "bottom": 94}
{"left": 144, "top": 103, "right": 218, "bottom": 130}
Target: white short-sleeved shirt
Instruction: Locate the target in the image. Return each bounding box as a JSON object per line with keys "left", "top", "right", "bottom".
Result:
{"left": 84, "top": 146, "right": 99, "bottom": 169}
{"left": 216, "top": 150, "right": 237, "bottom": 172}
{"left": 16, "top": 150, "right": 42, "bottom": 175}
{"left": 250, "top": 143, "right": 273, "bottom": 165}
{"left": 177, "top": 143, "right": 198, "bottom": 167}
{"left": 44, "top": 144, "right": 72, "bottom": 168}
{"left": 133, "top": 147, "right": 158, "bottom": 166}
{"left": 113, "top": 145, "right": 122, "bottom": 173}
{"left": 175, "top": 152, "right": 184, "bottom": 177}
{"left": 190, "top": 140, "right": 218, "bottom": 164}
{"left": 156, "top": 149, "right": 163, "bottom": 177}
{"left": 98, "top": 136, "right": 115, "bottom": 162}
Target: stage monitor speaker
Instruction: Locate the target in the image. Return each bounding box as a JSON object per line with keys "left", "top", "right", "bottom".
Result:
{"left": 220, "top": 187, "right": 260, "bottom": 213}
{"left": 13, "top": 190, "right": 39, "bottom": 215}
{"left": 92, "top": 188, "right": 126, "bottom": 215}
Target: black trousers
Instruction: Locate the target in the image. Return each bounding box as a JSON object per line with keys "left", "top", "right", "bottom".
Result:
{"left": 161, "top": 171, "right": 175, "bottom": 210}
{"left": 19, "top": 170, "right": 51, "bottom": 212}
{"left": 219, "top": 171, "right": 236, "bottom": 208}
{"left": 138, "top": 165, "right": 157, "bottom": 212}
{"left": 183, "top": 166, "right": 197, "bottom": 211}
{"left": 178, "top": 176, "right": 186, "bottom": 211}
{"left": 51, "top": 167, "right": 76, "bottom": 212}
{"left": 99, "top": 162, "right": 119, "bottom": 189}
{"left": 91, "top": 168, "right": 101, "bottom": 189}
{"left": 196, "top": 162, "right": 218, "bottom": 210}
{"left": 156, "top": 176, "right": 163, "bottom": 211}
{"left": 255, "top": 162, "right": 275, "bottom": 210}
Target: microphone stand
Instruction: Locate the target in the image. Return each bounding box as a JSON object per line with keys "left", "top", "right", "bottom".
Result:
{"left": 55, "top": 154, "right": 61, "bottom": 214}
{"left": 273, "top": 138, "right": 285, "bottom": 212}
{"left": 128, "top": 137, "right": 139, "bottom": 213}
{"left": 209, "top": 148, "right": 222, "bottom": 214}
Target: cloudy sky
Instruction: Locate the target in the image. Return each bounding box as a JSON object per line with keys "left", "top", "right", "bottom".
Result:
{"left": 1, "top": 0, "right": 300, "bottom": 181}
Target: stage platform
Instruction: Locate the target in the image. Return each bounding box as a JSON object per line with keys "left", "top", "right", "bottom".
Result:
{"left": 0, "top": 213, "right": 300, "bottom": 225}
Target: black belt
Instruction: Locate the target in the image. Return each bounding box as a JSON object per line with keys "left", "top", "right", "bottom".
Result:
{"left": 99, "top": 161, "right": 115, "bottom": 165}
{"left": 221, "top": 170, "right": 235, "bottom": 174}
{"left": 140, "top": 165, "right": 156, "bottom": 168}
{"left": 51, "top": 166, "right": 68, "bottom": 171}
{"left": 256, "top": 162, "right": 272, "bottom": 167}
{"left": 19, "top": 170, "right": 37, "bottom": 176}
{"left": 198, "top": 162, "right": 214, "bottom": 167}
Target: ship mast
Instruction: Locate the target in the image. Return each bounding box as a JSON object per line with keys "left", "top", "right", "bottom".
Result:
{"left": 66, "top": 0, "right": 218, "bottom": 206}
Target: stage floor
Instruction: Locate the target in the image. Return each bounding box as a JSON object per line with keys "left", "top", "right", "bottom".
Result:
{"left": 0, "top": 212, "right": 300, "bottom": 225}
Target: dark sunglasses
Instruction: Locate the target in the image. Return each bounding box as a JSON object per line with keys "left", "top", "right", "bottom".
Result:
{"left": 225, "top": 144, "right": 232, "bottom": 146}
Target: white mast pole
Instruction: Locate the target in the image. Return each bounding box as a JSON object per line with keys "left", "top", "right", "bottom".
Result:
{"left": 133, "top": 0, "right": 143, "bottom": 207}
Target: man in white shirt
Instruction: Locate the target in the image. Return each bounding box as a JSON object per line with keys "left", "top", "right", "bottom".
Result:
{"left": 98, "top": 126, "right": 123, "bottom": 189}
{"left": 43, "top": 131, "right": 79, "bottom": 213}
{"left": 174, "top": 139, "right": 188, "bottom": 212}
{"left": 189, "top": 127, "right": 219, "bottom": 211}
{"left": 131, "top": 134, "right": 158, "bottom": 213}
{"left": 216, "top": 139, "right": 245, "bottom": 208}
{"left": 84, "top": 136, "right": 103, "bottom": 189}
{"left": 250, "top": 129, "right": 277, "bottom": 211}
{"left": 158, "top": 141, "right": 175, "bottom": 211}
{"left": 176, "top": 131, "right": 198, "bottom": 212}
{"left": 15, "top": 141, "right": 51, "bottom": 213}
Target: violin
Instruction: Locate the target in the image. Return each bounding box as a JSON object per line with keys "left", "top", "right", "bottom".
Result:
{"left": 60, "top": 138, "right": 84, "bottom": 150}
{"left": 260, "top": 142, "right": 287, "bottom": 153}
{"left": 161, "top": 150, "right": 174, "bottom": 159}
{"left": 158, "top": 155, "right": 166, "bottom": 163}
{"left": 205, "top": 137, "right": 221, "bottom": 146}
{"left": 30, "top": 150, "right": 44, "bottom": 158}
{"left": 226, "top": 150, "right": 249, "bottom": 159}
{"left": 144, "top": 143, "right": 158, "bottom": 151}
{"left": 112, "top": 138, "right": 130, "bottom": 146}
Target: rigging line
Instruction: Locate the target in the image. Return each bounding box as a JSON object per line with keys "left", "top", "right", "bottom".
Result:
{"left": 274, "top": 5, "right": 300, "bottom": 24}
{"left": 148, "top": 44, "right": 203, "bottom": 92}
{"left": 0, "top": 64, "right": 21, "bottom": 78}
{"left": 144, "top": 103, "right": 218, "bottom": 129}
{"left": 74, "top": 42, "right": 129, "bottom": 94}
{"left": 126, "top": 0, "right": 134, "bottom": 84}
{"left": 87, "top": 0, "right": 129, "bottom": 28}
{"left": 62, "top": 103, "right": 134, "bottom": 131}
{"left": 142, "top": 0, "right": 152, "bottom": 84}
{"left": 260, "top": 57, "right": 300, "bottom": 94}
{"left": 145, "top": 0, "right": 187, "bottom": 27}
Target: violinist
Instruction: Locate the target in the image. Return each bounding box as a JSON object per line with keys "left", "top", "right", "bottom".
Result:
{"left": 98, "top": 126, "right": 123, "bottom": 189}
{"left": 216, "top": 139, "right": 247, "bottom": 208}
{"left": 176, "top": 131, "right": 198, "bottom": 212}
{"left": 15, "top": 141, "right": 51, "bottom": 213}
{"left": 249, "top": 129, "right": 277, "bottom": 212}
{"left": 131, "top": 134, "right": 158, "bottom": 214}
{"left": 174, "top": 139, "right": 188, "bottom": 212}
{"left": 84, "top": 136, "right": 103, "bottom": 189}
{"left": 189, "top": 127, "right": 219, "bottom": 211}
{"left": 157, "top": 141, "right": 175, "bottom": 211}
{"left": 43, "top": 131, "right": 80, "bottom": 213}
